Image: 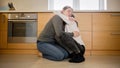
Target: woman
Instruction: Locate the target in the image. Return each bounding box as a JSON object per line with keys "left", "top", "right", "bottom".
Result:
{"left": 37, "top": 6, "right": 85, "bottom": 63}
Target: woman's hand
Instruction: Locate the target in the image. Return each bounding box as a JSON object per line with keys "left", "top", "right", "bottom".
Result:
{"left": 68, "top": 17, "right": 76, "bottom": 22}
{"left": 73, "top": 31, "right": 80, "bottom": 37}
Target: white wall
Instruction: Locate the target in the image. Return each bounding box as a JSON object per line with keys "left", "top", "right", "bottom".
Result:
{"left": 107, "top": 0, "right": 120, "bottom": 11}
{"left": 0, "top": 0, "right": 48, "bottom": 11}
{"left": 0, "top": 0, "right": 120, "bottom": 11}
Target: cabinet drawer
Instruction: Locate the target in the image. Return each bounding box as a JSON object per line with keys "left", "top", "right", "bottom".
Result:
{"left": 74, "top": 13, "right": 92, "bottom": 31}
{"left": 93, "top": 13, "right": 120, "bottom": 31}
{"left": 80, "top": 31, "right": 92, "bottom": 50}
{"left": 93, "top": 32, "right": 120, "bottom": 50}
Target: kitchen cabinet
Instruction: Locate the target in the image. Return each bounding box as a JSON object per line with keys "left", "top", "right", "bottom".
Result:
{"left": 93, "top": 13, "right": 120, "bottom": 31}
{"left": 0, "top": 14, "right": 8, "bottom": 31}
{"left": 0, "top": 14, "right": 7, "bottom": 48}
{"left": 0, "top": 31, "right": 7, "bottom": 48}
{"left": 0, "top": 12, "right": 120, "bottom": 55}
{"left": 74, "top": 13, "right": 92, "bottom": 31}
{"left": 92, "top": 13, "right": 120, "bottom": 55}
{"left": 93, "top": 32, "right": 120, "bottom": 50}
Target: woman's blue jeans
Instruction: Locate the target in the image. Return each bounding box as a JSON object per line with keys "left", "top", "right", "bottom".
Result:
{"left": 37, "top": 41, "right": 69, "bottom": 61}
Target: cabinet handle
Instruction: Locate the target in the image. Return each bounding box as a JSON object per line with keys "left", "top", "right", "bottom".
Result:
{"left": 111, "top": 14, "right": 120, "bottom": 16}
{"left": 111, "top": 32, "right": 120, "bottom": 35}
{"left": 1, "top": 15, "right": 5, "bottom": 23}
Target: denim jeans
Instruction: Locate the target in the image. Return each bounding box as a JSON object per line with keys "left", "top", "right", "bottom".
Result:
{"left": 37, "top": 41, "right": 69, "bottom": 61}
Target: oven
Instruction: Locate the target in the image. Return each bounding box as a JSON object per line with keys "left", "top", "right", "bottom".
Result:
{"left": 8, "top": 13, "right": 37, "bottom": 43}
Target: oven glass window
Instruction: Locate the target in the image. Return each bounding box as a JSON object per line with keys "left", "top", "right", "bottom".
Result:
{"left": 8, "top": 21, "right": 37, "bottom": 43}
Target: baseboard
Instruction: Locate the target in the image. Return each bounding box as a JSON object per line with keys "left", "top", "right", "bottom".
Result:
{"left": 91, "top": 50, "right": 120, "bottom": 56}
{"left": 0, "top": 49, "right": 38, "bottom": 54}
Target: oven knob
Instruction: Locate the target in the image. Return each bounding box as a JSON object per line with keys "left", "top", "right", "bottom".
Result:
{"left": 15, "top": 15, "right": 18, "bottom": 18}
{"left": 27, "top": 16, "right": 30, "bottom": 18}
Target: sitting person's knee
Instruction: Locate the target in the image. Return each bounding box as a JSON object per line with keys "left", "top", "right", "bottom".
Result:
{"left": 54, "top": 53, "right": 65, "bottom": 61}
{"left": 43, "top": 52, "right": 65, "bottom": 61}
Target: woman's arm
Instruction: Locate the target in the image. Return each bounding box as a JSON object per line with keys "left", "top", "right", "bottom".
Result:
{"left": 52, "top": 15, "right": 74, "bottom": 37}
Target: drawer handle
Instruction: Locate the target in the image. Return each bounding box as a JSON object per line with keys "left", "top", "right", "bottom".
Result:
{"left": 1, "top": 15, "right": 5, "bottom": 23}
{"left": 111, "top": 32, "right": 120, "bottom": 35}
{"left": 111, "top": 14, "right": 120, "bottom": 16}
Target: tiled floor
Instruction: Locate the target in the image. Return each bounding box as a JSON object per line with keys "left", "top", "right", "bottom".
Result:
{"left": 0, "top": 54, "right": 120, "bottom": 68}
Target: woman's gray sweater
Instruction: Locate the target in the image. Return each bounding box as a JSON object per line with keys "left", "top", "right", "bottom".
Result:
{"left": 37, "top": 15, "right": 73, "bottom": 42}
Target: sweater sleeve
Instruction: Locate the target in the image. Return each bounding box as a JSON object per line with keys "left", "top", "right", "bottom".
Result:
{"left": 52, "top": 15, "right": 74, "bottom": 37}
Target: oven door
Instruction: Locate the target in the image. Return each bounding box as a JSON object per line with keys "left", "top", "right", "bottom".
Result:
{"left": 8, "top": 20, "right": 37, "bottom": 43}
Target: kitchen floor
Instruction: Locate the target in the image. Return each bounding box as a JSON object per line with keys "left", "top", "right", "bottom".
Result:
{"left": 0, "top": 54, "right": 120, "bottom": 68}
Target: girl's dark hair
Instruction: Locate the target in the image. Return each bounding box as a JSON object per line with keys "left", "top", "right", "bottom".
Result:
{"left": 62, "top": 6, "right": 73, "bottom": 11}
{"left": 71, "top": 14, "right": 75, "bottom": 18}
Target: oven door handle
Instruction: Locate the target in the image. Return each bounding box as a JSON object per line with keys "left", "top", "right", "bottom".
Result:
{"left": 8, "top": 19, "right": 37, "bottom": 22}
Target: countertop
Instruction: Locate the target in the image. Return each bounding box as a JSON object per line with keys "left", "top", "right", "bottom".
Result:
{"left": 0, "top": 10, "right": 41, "bottom": 13}
{"left": 0, "top": 10, "right": 120, "bottom": 13}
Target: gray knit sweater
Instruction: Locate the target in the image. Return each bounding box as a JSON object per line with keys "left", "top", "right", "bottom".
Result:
{"left": 37, "top": 15, "right": 73, "bottom": 42}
